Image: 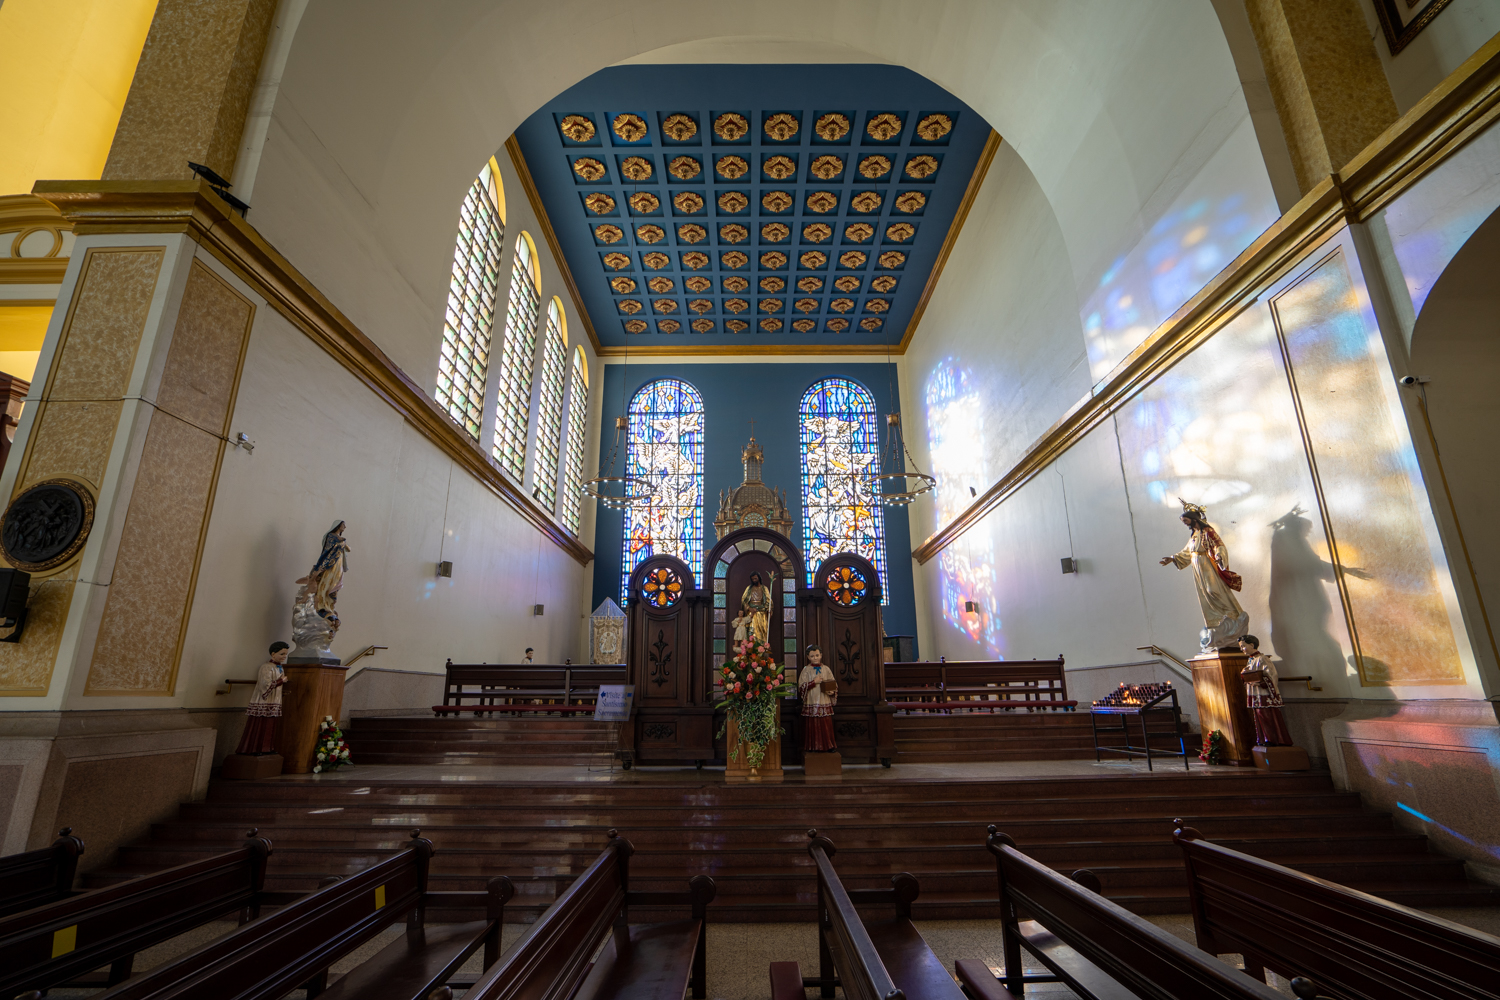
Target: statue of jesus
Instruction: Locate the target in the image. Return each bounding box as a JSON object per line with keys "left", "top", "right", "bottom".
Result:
{"left": 740, "top": 572, "right": 773, "bottom": 646}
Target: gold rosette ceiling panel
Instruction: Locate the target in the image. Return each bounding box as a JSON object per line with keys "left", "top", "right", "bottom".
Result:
{"left": 522, "top": 67, "right": 989, "bottom": 345}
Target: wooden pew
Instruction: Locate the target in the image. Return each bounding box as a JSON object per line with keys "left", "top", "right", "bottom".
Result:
{"left": 968, "top": 825, "right": 1286, "bottom": 1000}
{"left": 882, "top": 659, "right": 1077, "bottom": 713}
{"left": 92, "top": 830, "right": 510, "bottom": 1000}
{"left": 431, "top": 661, "right": 627, "bottom": 715}
{"left": 1174, "top": 822, "right": 1500, "bottom": 999}
{"left": 0, "top": 831, "right": 273, "bottom": 997}
{"left": 464, "top": 829, "right": 714, "bottom": 1000}
{"left": 771, "top": 829, "right": 965, "bottom": 1000}
{"left": 0, "top": 827, "right": 84, "bottom": 918}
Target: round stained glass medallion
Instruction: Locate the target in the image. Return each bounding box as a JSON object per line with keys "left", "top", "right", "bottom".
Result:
{"left": 825, "top": 565, "right": 867, "bottom": 606}
{"left": 642, "top": 566, "right": 684, "bottom": 607}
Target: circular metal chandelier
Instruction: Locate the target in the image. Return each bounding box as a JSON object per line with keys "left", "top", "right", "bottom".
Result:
{"left": 869, "top": 412, "right": 936, "bottom": 506}
{"left": 579, "top": 415, "right": 651, "bottom": 510}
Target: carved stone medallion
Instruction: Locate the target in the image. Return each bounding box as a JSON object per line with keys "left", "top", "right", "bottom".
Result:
{"left": 673, "top": 191, "right": 705, "bottom": 214}
{"left": 714, "top": 113, "right": 750, "bottom": 141}
{"left": 677, "top": 224, "right": 707, "bottom": 244}
{"left": 810, "top": 155, "right": 844, "bottom": 180}
{"left": 723, "top": 276, "right": 749, "bottom": 293}
{"left": 814, "top": 113, "right": 850, "bottom": 141}
{"left": 802, "top": 223, "right": 832, "bottom": 243}
{"left": 839, "top": 251, "right": 867, "bottom": 269}
{"left": 915, "top": 113, "right": 953, "bottom": 141}
{"left": 560, "top": 115, "right": 595, "bottom": 142}
{"left": 612, "top": 113, "right": 648, "bottom": 142}
{"left": 625, "top": 319, "right": 648, "bottom": 333}
{"left": 647, "top": 276, "right": 674, "bottom": 293}
{"left": 668, "top": 155, "right": 701, "bottom": 180}
{"left": 726, "top": 320, "right": 749, "bottom": 332}
{"left": 716, "top": 155, "right": 749, "bottom": 179}
{"left": 860, "top": 317, "right": 883, "bottom": 331}
{"left": 826, "top": 318, "right": 850, "bottom": 332}
{"left": 792, "top": 319, "right": 816, "bottom": 333}
{"left": 662, "top": 114, "right": 698, "bottom": 142}
{"left": 905, "top": 155, "right": 939, "bottom": 179}
{"left": 877, "top": 251, "right": 907, "bottom": 269}
{"left": 760, "top": 318, "right": 783, "bottom": 333}
{"left": 2, "top": 478, "right": 95, "bottom": 572}
{"left": 894, "top": 191, "right": 927, "bottom": 213}
{"left": 658, "top": 319, "right": 681, "bottom": 333}
{"left": 858, "top": 155, "right": 892, "bottom": 179}
{"left": 692, "top": 318, "right": 714, "bottom": 332}
{"left": 800, "top": 251, "right": 828, "bottom": 269}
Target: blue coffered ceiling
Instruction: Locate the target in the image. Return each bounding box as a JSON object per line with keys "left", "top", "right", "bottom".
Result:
{"left": 512, "top": 65, "right": 994, "bottom": 350}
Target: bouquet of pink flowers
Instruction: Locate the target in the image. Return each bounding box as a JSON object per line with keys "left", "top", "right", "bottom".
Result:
{"left": 715, "top": 635, "right": 793, "bottom": 768}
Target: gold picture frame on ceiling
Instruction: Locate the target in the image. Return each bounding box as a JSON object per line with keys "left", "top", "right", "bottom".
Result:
{"left": 1371, "top": 0, "right": 1453, "bottom": 55}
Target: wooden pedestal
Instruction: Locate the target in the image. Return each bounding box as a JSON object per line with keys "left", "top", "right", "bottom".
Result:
{"left": 1189, "top": 651, "right": 1256, "bottom": 766}
{"left": 221, "top": 753, "right": 284, "bottom": 779}
{"left": 278, "top": 662, "right": 347, "bottom": 774}
{"left": 803, "top": 751, "right": 842, "bottom": 777}
{"left": 1254, "top": 745, "right": 1310, "bottom": 771}
{"left": 724, "top": 715, "right": 783, "bottom": 780}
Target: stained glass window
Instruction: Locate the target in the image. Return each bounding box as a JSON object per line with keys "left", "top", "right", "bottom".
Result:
{"left": 622, "top": 379, "right": 704, "bottom": 601}
{"left": 560, "top": 347, "right": 590, "bottom": 534}
{"left": 436, "top": 159, "right": 503, "bottom": 439}
{"left": 492, "top": 233, "right": 541, "bottom": 478}
{"left": 531, "top": 298, "right": 568, "bottom": 510}
{"left": 800, "top": 377, "right": 887, "bottom": 601}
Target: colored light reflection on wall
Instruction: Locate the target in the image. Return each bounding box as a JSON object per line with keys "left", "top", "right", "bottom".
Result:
{"left": 1081, "top": 121, "right": 1280, "bottom": 384}
{"left": 1382, "top": 125, "right": 1500, "bottom": 320}
{"left": 925, "top": 359, "right": 1002, "bottom": 655}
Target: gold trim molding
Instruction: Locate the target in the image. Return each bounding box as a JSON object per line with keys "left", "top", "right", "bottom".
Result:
{"left": 0, "top": 194, "right": 73, "bottom": 285}
{"left": 912, "top": 33, "right": 1500, "bottom": 564}
{"left": 33, "top": 179, "right": 595, "bottom": 567}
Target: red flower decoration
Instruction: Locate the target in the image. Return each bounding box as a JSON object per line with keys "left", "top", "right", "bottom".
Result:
{"left": 825, "top": 565, "right": 867, "bottom": 606}
{"left": 641, "top": 566, "right": 683, "bottom": 607}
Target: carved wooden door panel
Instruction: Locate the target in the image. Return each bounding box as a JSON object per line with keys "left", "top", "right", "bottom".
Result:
{"left": 627, "top": 555, "right": 695, "bottom": 706}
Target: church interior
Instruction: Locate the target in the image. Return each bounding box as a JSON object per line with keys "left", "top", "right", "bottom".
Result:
{"left": 3, "top": 0, "right": 1500, "bottom": 997}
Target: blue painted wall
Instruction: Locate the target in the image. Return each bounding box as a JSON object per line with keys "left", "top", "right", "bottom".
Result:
{"left": 591, "top": 362, "right": 917, "bottom": 645}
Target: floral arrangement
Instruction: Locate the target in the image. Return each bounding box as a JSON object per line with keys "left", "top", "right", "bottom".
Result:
{"left": 313, "top": 715, "right": 352, "bottom": 773}
{"left": 1200, "top": 729, "right": 1225, "bottom": 765}
{"left": 715, "top": 635, "right": 793, "bottom": 769}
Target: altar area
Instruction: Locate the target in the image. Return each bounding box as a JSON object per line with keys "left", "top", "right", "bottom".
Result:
{"left": 619, "top": 525, "right": 889, "bottom": 769}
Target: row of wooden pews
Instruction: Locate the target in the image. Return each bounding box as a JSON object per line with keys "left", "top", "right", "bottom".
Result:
{"left": 1, "top": 829, "right": 709, "bottom": 1000}
{"left": 775, "top": 825, "right": 1500, "bottom": 1000}
{"left": 10, "top": 819, "right": 1496, "bottom": 998}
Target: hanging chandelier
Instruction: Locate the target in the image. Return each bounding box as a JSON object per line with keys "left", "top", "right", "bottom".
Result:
{"left": 579, "top": 415, "right": 651, "bottom": 509}
{"left": 868, "top": 412, "right": 936, "bottom": 507}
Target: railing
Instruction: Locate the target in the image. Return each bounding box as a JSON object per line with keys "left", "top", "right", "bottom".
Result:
{"left": 1136, "top": 645, "right": 1193, "bottom": 680}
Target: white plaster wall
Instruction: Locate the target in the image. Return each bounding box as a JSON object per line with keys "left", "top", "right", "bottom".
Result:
{"left": 174, "top": 284, "right": 594, "bottom": 709}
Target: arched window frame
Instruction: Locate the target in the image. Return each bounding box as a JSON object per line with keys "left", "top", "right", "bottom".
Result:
{"left": 560, "top": 346, "right": 590, "bottom": 535}
{"left": 799, "top": 377, "right": 889, "bottom": 602}
{"left": 435, "top": 156, "right": 504, "bottom": 439}
{"left": 530, "top": 296, "right": 568, "bottom": 510}
{"left": 621, "top": 379, "right": 704, "bottom": 601}
{"left": 492, "top": 231, "right": 541, "bottom": 478}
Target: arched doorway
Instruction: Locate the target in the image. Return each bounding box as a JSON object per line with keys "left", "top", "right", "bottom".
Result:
{"left": 1408, "top": 203, "right": 1500, "bottom": 630}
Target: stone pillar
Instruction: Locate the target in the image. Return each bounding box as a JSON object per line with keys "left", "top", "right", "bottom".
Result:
{"left": 0, "top": 185, "right": 253, "bottom": 859}
{"left": 103, "top": 0, "right": 278, "bottom": 182}
{"left": 1244, "top": 0, "right": 1401, "bottom": 194}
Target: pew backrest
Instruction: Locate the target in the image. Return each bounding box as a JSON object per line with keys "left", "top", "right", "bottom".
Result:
{"left": 465, "top": 830, "right": 714, "bottom": 1000}
{"left": 807, "top": 833, "right": 906, "bottom": 1000}
{"left": 1174, "top": 824, "right": 1500, "bottom": 1000}
{"left": 0, "top": 835, "right": 270, "bottom": 997}
{"left": 436, "top": 662, "right": 628, "bottom": 713}
{"left": 0, "top": 828, "right": 84, "bottom": 917}
{"left": 94, "top": 832, "right": 443, "bottom": 1000}
{"left": 987, "top": 827, "right": 1284, "bottom": 1000}
{"left": 882, "top": 658, "right": 1075, "bottom": 709}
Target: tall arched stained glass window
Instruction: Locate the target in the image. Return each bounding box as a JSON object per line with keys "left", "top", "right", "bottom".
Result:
{"left": 531, "top": 297, "right": 568, "bottom": 510}
{"left": 800, "top": 377, "right": 888, "bottom": 601}
{"left": 492, "top": 232, "right": 541, "bottom": 478}
{"left": 560, "top": 346, "right": 589, "bottom": 535}
{"left": 622, "top": 379, "right": 704, "bottom": 601}
{"left": 436, "top": 157, "right": 504, "bottom": 438}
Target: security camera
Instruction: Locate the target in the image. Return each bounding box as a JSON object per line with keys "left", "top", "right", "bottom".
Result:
{"left": 1400, "top": 375, "right": 1417, "bottom": 385}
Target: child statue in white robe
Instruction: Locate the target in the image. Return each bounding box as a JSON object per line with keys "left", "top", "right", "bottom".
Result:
{"left": 798, "top": 644, "right": 837, "bottom": 753}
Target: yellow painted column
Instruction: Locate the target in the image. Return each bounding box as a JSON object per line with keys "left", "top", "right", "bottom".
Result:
{"left": 1244, "top": 0, "right": 1401, "bottom": 194}
{"left": 103, "top": 0, "right": 278, "bottom": 182}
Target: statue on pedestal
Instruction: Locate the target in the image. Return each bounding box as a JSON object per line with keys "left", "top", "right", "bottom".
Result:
{"left": 1237, "top": 635, "right": 1292, "bottom": 746}
{"left": 1159, "top": 499, "right": 1248, "bottom": 650}
{"left": 740, "top": 571, "right": 772, "bottom": 646}
{"left": 798, "top": 644, "right": 838, "bottom": 753}
{"left": 292, "top": 520, "right": 350, "bottom": 663}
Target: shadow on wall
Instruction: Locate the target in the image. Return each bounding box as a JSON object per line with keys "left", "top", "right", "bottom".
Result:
{"left": 341, "top": 666, "right": 444, "bottom": 724}
{"left": 1267, "top": 506, "right": 1354, "bottom": 680}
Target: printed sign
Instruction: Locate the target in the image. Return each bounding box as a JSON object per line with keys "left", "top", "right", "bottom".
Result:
{"left": 594, "top": 684, "right": 635, "bottom": 722}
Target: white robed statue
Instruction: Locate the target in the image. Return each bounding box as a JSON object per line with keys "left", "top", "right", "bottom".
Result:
{"left": 1159, "top": 499, "right": 1248, "bottom": 650}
